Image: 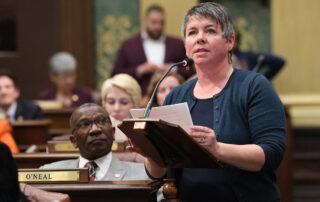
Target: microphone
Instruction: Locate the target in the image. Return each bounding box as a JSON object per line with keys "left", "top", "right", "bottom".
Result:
{"left": 252, "top": 54, "right": 265, "bottom": 73}
{"left": 142, "top": 58, "right": 194, "bottom": 118}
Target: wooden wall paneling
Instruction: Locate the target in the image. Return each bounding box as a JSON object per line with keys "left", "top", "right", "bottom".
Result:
{"left": 272, "top": 0, "right": 320, "bottom": 94}
{"left": 0, "top": 0, "right": 61, "bottom": 100}
{"left": 60, "top": 0, "right": 95, "bottom": 89}
{"left": 16, "top": 0, "right": 61, "bottom": 99}
{"left": 0, "top": 0, "right": 95, "bottom": 99}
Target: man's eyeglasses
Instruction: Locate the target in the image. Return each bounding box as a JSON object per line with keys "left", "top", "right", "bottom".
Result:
{"left": 72, "top": 116, "right": 111, "bottom": 134}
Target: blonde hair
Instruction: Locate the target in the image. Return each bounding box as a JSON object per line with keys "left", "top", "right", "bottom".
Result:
{"left": 101, "top": 74, "right": 142, "bottom": 107}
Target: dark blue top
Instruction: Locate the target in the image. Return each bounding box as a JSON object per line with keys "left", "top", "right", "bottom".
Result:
{"left": 164, "top": 68, "right": 286, "bottom": 202}
{"left": 178, "top": 98, "right": 237, "bottom": 202}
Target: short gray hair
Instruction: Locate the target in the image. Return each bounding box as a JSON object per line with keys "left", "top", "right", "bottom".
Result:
{"left": 181, "top": 2, "right": 234, "bottom": 41}
{"left": 49, "top": 52, "right": 77, "bottom": 74}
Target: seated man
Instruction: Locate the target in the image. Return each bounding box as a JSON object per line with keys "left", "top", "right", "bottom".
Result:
{"left": 40, "top": 103, "right": 150, "bottom": 181}
{"left": 0, "top": 70, "right": 42, "bottom": 121}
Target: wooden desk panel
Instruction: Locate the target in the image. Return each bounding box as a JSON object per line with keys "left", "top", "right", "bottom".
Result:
{"left": 32, "top": 181, "right": 158, "bottom": 202}
{"left": 11, "top": 120, "right": 51, "bottom": 151}
{"left": 42, "top": 108, "right": 73, "bottom": 135}
{"left": 13, "top": 153, "right": 79, "bottom": 168}
{"left": 47, "top": 140, "right": 127, "bottom": 153}
{"left": 13, "top": 151, "right": 138, "bottom": 169}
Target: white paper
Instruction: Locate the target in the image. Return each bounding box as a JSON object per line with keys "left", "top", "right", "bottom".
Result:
{"left": 111, "top": 119, "right": 128, "bottom": 143}
{"left": 130, "top": 102, "right": 193, "bottom": 133}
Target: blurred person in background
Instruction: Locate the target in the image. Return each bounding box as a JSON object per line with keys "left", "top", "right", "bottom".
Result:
{"left": 0, "top": 119, "right": 19, "bottom": 154}
{"left": 101, "top": 74, "right": 144, "bottom": 163}
{"left": 38, "top": 51, "right": 97, "bottom": 108}
{"left": 0, "top": 142, "right": 70, "bottom": 201}
{"left": 233, "top": 30, "right": 285, "bottom": 80}
{"left": 0, "top": 70, "right": 42, "bottom": 121}
{"left": 0, "top": 142, "right": 22, "bottom": 201}
{"left": 112, "top": 4, "right": 194, "bottom": 95}
{"left": 141, "top": 72, "right": 185, "bottom": 107}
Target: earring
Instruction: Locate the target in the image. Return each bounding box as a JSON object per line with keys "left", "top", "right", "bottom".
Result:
{"left": 228, "top": 51, "right": 232, "bottom": 64}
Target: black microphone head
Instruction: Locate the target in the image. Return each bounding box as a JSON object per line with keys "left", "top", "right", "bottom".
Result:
{"left": 183, "top": 58, "right": 194, "bottom": 66}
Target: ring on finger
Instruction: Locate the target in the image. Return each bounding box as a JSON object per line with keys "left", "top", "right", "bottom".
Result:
{"left": 200, "top": 137, "right": 205, "bottom": 143}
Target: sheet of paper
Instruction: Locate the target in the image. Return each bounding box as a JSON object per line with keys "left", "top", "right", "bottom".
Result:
{"left": 111, "top": 119, "right": 128, "bottom": 142}
{"left": 130, "top": 102, "right": 193, "bottom": 133}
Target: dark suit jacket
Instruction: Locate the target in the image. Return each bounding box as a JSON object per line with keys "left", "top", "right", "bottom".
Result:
{"left": 0, "top": 142, "right": 21, "bottom": 201}
{"left": 112, "top": 34, "right": 195, "bottom": 94}
{"left": 15, "top": 100, "right": 42, "bottom": 120}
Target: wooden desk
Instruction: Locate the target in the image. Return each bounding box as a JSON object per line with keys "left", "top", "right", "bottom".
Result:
{"left": 32, "top": 181, "right": 158, "bottom": 202}
{"left": 47, "top": 140, "right": 127, "bottom": 153}
{"left": 13, "top": 152, "right": 137, "bottom": 169}
{"left": 42, "top": 108, "right": 73, "bottom": 135}
{"left": 13, "top": 153, "right": 79, "bottom": 168}
{"left": 11, "top": 120, "right": 51, "bottom": 151}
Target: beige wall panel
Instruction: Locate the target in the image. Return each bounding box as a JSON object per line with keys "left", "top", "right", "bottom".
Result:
{"left": 140, "top": 0, "right": 197, "bottom": 39}
{"left": 272, "top": 0, "right": 320, "bottom": 94}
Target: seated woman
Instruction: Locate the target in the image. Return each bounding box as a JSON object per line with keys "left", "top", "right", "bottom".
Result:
{"left": 101, "top": 74, "right": 144, "bottom": 163}
{"left": 0, "top": 119, "right": 19, "bottom": 153}
{"left": 141, "top": 72, "right": 185, "bottom": 107}
{"left": 38, "top": 52, "right": 96, "bottom": 108}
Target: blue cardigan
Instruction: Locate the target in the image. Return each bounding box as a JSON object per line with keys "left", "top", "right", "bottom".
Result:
{"left": 164, "top": 68, "right": 286, "bottom": 202}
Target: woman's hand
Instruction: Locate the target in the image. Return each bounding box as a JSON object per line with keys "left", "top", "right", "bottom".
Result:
{"left": 190, "top": 126, "right": 265, "bottom": 171}
{"left": 189, "top": 125, "right": 218, "bottom": 155}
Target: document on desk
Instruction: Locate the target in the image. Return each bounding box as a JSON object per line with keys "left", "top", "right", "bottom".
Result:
{"left": 130, "top": 102, "right": 193, "bottom": 133}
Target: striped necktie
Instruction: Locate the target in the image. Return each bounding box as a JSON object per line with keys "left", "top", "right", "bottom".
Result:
{"left": 85, "top": 161, "right": 97, "bottom": 181}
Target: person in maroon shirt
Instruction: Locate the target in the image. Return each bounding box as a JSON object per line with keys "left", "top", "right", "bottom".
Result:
{"left": 112, "top": 5, "right": 195, "bottom": 95}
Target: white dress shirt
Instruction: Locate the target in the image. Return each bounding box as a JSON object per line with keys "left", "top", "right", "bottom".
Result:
{"left": 141, "top": 31, "right": 166, "bottom": 67}
{"left": 78, "top": 152, "right": 112, "bottom": 180}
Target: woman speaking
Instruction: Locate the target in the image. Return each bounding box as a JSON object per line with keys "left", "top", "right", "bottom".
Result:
{"left": 134, "top": 2, "right": 286, "bottom": 202}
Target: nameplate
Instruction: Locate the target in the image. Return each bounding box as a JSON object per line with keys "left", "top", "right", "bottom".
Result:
{"left": 112, "top": 142, "right": 127, "bottom": 152}
{"left": 54, "top": 142, "right": 79, "bottom": 152}
{"left": 18, "top": 168, "right": 89, "bottom": 183}
{"left": 133, "top": 121, "right": 146, "bottom": 130}
{"left": 48, "top": 141, "right": 126, "bottom": 153}
{"left": 48, "top": 141, "right": 78, "bottom": 153}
